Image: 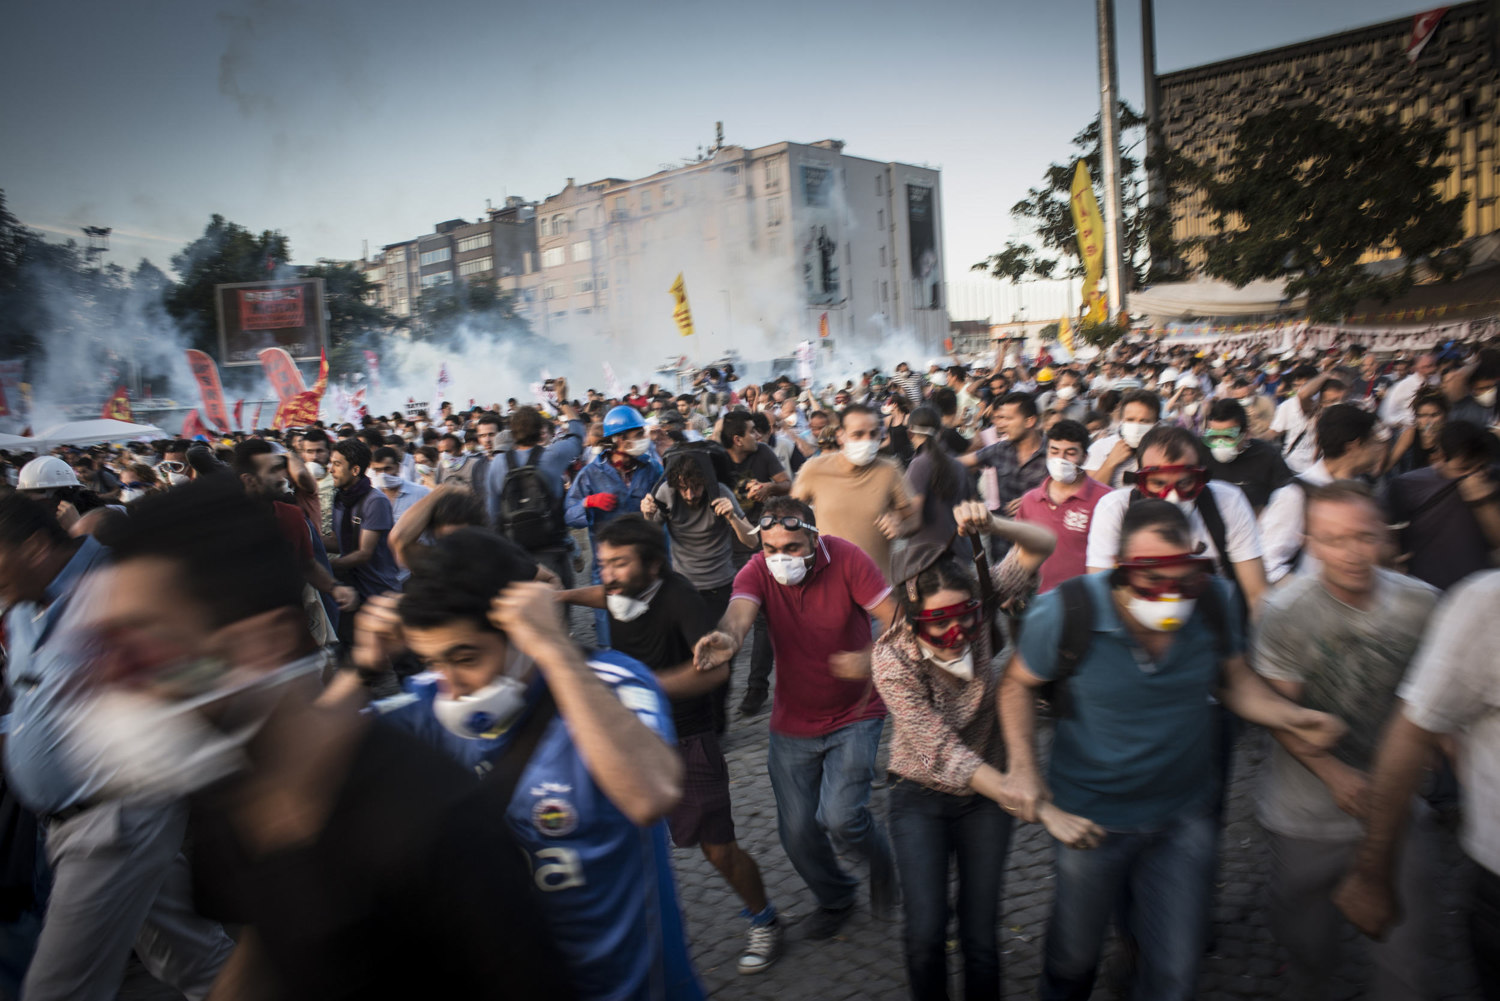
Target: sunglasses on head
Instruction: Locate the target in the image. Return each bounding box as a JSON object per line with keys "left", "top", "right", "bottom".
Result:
{"left": 1134, "top": 464, "right": 1207, "bottom": 501}
{"left": 751, "top": 515, "right": 817, "bottom": 534}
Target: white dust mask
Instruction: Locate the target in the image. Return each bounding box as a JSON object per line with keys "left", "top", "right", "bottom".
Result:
{"left": 765, "top": 553, "right": 811, "bottom": 586}
{"left": 926, "top": 647, "right": 975, "bottom": 682}
{"left": 1119, "top": 421, "right": 1154, "bottom": 449}
{"left": 843, "top": 440, "right": 880, "bottom": 466}
{"left": 1046, "top": 457, "right": 1080, "bottom": 484}
{"left": 1126, "top": 594, "right": 1196, "bottom": 632}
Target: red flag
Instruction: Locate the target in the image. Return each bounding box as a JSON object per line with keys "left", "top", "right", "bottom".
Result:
{"left": 181, "top": 409, "right": 210, "bottom": 440}
{"left": 233, "top": 399, "right": 244, "bottom": 430}
{"left": 184, "top": 350, "right": 232, "bottom": 431}
{"left": 258, "top": 348, "right": 307, "bottom": 404}
{"left": 362, "top": 350, "right": 380, "bottom": 391}
{"left": 252, "top": 401, "right": 264, "bottom": 429}
{"left": 1406, "top": 7, "right": 1449, "bottom": 61}
{"left": 101, "top": 386, "right": 133, "bottom": 422}
{"left": 818, "top": 312, "right": 830, "bottom": 338}
{"left": 274, "top": 349, "right": 328, "bottom": 428}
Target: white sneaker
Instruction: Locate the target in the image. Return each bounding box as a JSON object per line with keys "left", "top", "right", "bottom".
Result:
{"left": 737, "top": 919, "right": 783, "bottom": 975}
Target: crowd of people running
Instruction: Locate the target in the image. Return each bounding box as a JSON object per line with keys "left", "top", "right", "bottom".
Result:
{"left": 0, "top": 334, "right": 1498, "bottom": 1000}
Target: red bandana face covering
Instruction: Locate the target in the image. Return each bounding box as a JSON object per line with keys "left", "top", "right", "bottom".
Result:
{"left": 1110, "top": 553, "right": 1215, "bottom": 599}
{"left": 1133, "top": 465, "right": 1208, "bottom": 502}
{"left": 908, "top": 598, "right": 982, "bottom": 650}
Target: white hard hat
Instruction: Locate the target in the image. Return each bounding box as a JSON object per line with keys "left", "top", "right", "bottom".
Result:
{"left": 17, "top": 456, "right": 81, "bottom": 491}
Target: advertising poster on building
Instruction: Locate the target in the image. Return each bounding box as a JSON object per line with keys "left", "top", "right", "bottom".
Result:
{"left": 215, "top": 279, "right": 327, "bottom": 366}
{"left": 907, "top": 184, "right": 941, "bottom": 310}
{"left": 799, "top": 165, "right": 841, "bottom": 306}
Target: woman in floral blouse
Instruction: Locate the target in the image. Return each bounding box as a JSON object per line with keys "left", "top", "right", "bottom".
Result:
{"left": 873, "top": 501, "right": 1101, "bottom": 1001}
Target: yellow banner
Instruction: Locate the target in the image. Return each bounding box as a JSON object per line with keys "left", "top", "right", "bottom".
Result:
{"left": 669, "top": 272, "right": 695, "bottom": 338}
{"left": 1058, "top": 314, "right": 1075, "bottom": 353}
{"left": 1070, "top": 162, "right": 1107, "bottom": 323}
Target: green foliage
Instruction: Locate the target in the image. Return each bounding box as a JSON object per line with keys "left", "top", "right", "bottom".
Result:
{"left": 972, "top": 103, "right": 1176, "bottom": 290}
{"left": 414, "top": 277, "right": 528, "bottom": 342}
{"left": 165, "top": 215, "right": 291, "bottom": 354}
{"left": 301, "top": 259, "right": 397, "bottom": 377}
{"left": 1038, "top": 322, "right": 1060, "bottom": 341}
{"left": 1189, "top": 106, "right": 1468, "bottom": 322}
{"left": 1077, "top": 320, "right": 1128, "bottom": 349}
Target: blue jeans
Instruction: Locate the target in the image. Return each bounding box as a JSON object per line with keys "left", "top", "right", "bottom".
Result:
{"left": 1040, "top": 804, "right": 1217, "bottom": 1001}
{"left": 766, "top": 718, "right": 893, "bottom": 911}
{"left": 888, "top": 779, "right": 1012, "bottom": 1001}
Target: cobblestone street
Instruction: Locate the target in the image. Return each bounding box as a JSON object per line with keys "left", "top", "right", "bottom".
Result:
{"left": 121, "top": 588, "right": 1485, "bottom": 1000}
{"left": 676, "top": 645, "right": 1483, "bottom": 1000}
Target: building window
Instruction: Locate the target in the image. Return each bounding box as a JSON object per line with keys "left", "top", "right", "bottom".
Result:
{"left": 613, "top": 196, "right": 626, "bottom": 219}
{"left": 875, "top": 174, "right": 883, "bottom": 196}
{"left": 541, "top": 247, "right": 567, "bottom": 268}
{"left": 725, "top": 166, "right": 740, "bottom": 194}
{"left": 419, "top": 247, "right": 451, "bottom": 266}
{"left": 572, "top": 241, "right": 592, "bottom": 262}
{"left": 553, "top": 214, "right": 568, "bottom": 235}
{"left": 458, "top": 256, "right": 493, "bottom": 276}
{"left": 456, "top": 233, "right": 492, "bottom": 253}
{"left": 877, "top": 209, "right": 884, "bottom": 231}
{"left": 762, "top": 156, "right": 780, "bottom": 191}
{"left": 881, "top": 281, "right": 889, "bottom": 302}
{"left": 542, "top": 284, "right": 561, "bottom": 300}
{"left": 879, "top": 246, "right": 886, "bottom": 266}
{"left": 662, "top": 184, "right": 673, "bottom": 206}
{"left": 767, "top": 197, "right": 783, "bottom": 227}
{"left": 575, "top": 208, "right": 588, "bottom": 230}
{"left": 597, "top": 274, "right": 608, "bottom": 290}
{"left": 640, "top": 189, "right": 653, "bottom": 212}
{"left": 538, "top": 217, "right": 550, "bottom": 237}
{"left": 575, "top": 277, "right": 595, "bottom": 294}
{"left": 420, "top": 272, "right": 453, "bottom": 287}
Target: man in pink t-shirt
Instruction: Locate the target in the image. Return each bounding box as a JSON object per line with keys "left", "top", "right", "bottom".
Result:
{"left": 1017, "top": 420, "right": 1111, "bottom": 593}
{"left": 693, "top": 496, "right": 899, "bottom": 941}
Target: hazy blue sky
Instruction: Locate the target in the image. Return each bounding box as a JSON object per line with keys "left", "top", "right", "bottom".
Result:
{"left": 3, "top": 0, "right": 1427, "bottom": 280}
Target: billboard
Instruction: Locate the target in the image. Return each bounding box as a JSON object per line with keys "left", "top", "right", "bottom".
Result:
{"left": 907, "top": 184, "right": 941, "bottom": 310}
{"left": 214, "top": 279, "right": 327, "bottom": 366}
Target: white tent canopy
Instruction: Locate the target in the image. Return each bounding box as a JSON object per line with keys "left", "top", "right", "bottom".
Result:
{"left": 1129, "top": 277, "right": 1307, "bottom": 320}
{"left": 30, "top": 419, "right": 168, "bottom": 449}
{"left": 0, "top": 433, "right": 35, "bottom": 450}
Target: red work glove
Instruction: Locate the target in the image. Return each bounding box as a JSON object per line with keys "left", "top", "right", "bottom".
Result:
{"left": 585, "top": 492, "right": 619, "bottom": 512}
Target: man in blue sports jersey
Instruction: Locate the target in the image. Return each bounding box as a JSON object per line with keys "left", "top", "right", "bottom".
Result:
{"left": 354, "top": 527, "right": 703, "bottom": 1001}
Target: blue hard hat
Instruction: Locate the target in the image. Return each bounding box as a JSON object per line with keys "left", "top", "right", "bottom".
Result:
{"left": 602, "top": 405, "right": 646, "bottom": 438}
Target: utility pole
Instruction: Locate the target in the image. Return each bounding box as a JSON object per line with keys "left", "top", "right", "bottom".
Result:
{"left": 1141, "top": 0, "right": 1169, "bottom": 278}
{"left": 1095, "top": 0, "right": 1128, "bottom": 321}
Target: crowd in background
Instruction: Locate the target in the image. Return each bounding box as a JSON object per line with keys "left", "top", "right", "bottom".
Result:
{"left": 0, "top": 332, "right": 1498, "bottom": 1000}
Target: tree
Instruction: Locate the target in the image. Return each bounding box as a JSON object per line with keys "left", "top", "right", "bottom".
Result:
{"left": 972, "top": 103, "right": 1176, "bottom": 292}
{"left": 414, "top": 277, "right": 530, "bottom": 343}
{"left": 301, "top": 260, "right": 396, "bottom": 378}
{"left": 165, "top": 215, "right": 291, "bottom": 354}
{"left": 1185, "top": 106, "right": 1468, "bottom": 321}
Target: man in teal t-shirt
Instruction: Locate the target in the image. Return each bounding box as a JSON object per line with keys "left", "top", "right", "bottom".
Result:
{"left": 999, "top": 499, "right": 1344, "bottom": 1001}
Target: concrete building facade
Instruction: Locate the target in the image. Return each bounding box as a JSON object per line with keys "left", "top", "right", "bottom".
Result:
{"left": 1157, "top": 3, "right": 1499, "bottom": 254}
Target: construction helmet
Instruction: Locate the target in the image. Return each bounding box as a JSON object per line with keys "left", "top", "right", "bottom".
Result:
{"left": 601, "top": 405, "right": 647, "bottom": 438}
{"left": 17, "top": 456, "right": 81, "bottom": 491}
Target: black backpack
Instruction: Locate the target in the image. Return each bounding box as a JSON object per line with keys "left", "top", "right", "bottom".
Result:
{"left": 1043, "top": 574, "right": 1232, "bottom": 718}
{"left": 496, "top": 447, "right": 564, "bottom": 550}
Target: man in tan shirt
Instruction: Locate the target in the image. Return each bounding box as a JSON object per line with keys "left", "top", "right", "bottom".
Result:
{"left": 792, "top": 403, "right": 918, "bottom": 579}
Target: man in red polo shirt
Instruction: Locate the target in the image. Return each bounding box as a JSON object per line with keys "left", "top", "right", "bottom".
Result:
{"left": 694, "top": 496, "right": 898, "bottom": 941}
{"left": 1017, "top": 420, "right": 1110, "bottom": 593}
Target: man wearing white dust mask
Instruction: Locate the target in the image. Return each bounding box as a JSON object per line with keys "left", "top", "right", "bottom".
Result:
{"left": 788, "top": 402, "right": 918, "bottom": 581}
{"left": 360, "top": 526, "right": 698, "bottom": 1000}
{"left": 999, "top": 499, "right": 1345, "bottom": 1001}
{"left": 1083, "top": 388, "right": 1162, "bottom": 489}
{"left": 693, "top": 497, "right": 900, "bottom": 942}
{"left": 63, "top": 480, "right": 562, "bottom": 998}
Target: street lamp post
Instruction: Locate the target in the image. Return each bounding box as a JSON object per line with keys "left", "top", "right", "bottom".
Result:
{"left": 1096, "top": 0, "right": 1128, "bottom": 321}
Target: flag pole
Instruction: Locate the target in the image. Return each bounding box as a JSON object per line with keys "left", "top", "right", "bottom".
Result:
{"left": 1096, "top": 0, "right": 1128, "bottom": 322}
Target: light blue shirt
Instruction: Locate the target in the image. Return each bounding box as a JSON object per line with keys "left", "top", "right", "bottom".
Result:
{"left": 4, "top": 535, "right": 112, "bottom": 814}
{"left": 485, "top": 419, "right": 586, "bottom": 524}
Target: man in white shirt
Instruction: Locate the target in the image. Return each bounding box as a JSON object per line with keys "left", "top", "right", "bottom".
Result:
{"left": 1260, "top": 405, "right": 1381, "bottom": 584}
{"left": 1378, "top": 354, "right": 1437, "bottom": 429}
{"left": 1271, "top": 368, "right": 1348, "bottom": 473}
{"left": 1086, "top": 424, "right": 1266, "bottom": 615}
{"left": 1083, "top": 389, "right": 1161, "bottom": 489}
